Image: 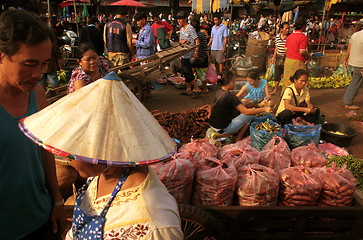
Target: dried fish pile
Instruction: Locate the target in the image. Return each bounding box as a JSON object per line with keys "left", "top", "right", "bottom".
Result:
{"left": 151, "top": 105, "right": 210, "bottom": 142}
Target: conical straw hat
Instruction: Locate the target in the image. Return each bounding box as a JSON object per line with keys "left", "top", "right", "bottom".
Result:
{"left": 19, "top": 72, "right": 176, "bottom": 166}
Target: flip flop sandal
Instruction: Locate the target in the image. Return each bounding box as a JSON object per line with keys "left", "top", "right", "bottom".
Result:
{"left": 344, "top": 105, "right": 360, "bottom": 110}
{"left": 202, "top": 89, "right": 209, "bottom": 94}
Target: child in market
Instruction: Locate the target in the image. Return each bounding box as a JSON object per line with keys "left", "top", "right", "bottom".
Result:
{"left": 236, "top": 70, "right": 273, "bottom": 108}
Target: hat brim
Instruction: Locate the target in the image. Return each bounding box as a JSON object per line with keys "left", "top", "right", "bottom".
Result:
{"left": 19, "top": 118, "right": 176, "bottom": 166}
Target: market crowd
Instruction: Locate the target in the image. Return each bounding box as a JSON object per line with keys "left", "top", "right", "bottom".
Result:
{"left": 0, "top": 5, "right": 362, "bottom": 240}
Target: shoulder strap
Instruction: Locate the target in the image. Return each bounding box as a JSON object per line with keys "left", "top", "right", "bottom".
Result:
{"left": 287, "top": 87, "right": 298, "bottom": 105}
{"left": 279, "top": 87, "right": 297, "bottom": 105}
{"left": 213, "top": 90, "right": 227, "bottom": 107}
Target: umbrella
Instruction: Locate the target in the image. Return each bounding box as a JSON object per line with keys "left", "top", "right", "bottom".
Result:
{"left": 111, "top": 0, "right": 147, "bottom": 7}
{"left": 82, "top": 3, "right": 89, "bottom": 17}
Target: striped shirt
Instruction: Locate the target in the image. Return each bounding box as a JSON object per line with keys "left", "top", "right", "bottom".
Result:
{"left": 180, "top": 24, "right": 198, "bottom": 59}
{"left": 275, "top": 34, "right": 287, "bottom": 56}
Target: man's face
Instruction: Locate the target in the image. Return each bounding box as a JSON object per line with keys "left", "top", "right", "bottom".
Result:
{"left": 282, "top": 25, "right": 290, "bottom": 35}
{"left": 213, "top": 17, "right": 221, "bottom": 26}
{"left": 137, "top": 18, "right": 146, "bottom": 27}
{"left": 177, "top": 18, "right": 186, "bottom": 27}
{"left": 0, "top": 38, "right": 51, "bottom": 92}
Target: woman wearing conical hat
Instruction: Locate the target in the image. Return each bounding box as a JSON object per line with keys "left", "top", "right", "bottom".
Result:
{"left": 19, "top": 72, "right": 183, "bottom": 239}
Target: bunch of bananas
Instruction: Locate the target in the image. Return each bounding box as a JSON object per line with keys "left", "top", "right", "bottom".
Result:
{"left": 267, "top": 76, "right": 351, "bottom": 89}
{"left": 254, "top": 121, "right": 281, "bottom": 133}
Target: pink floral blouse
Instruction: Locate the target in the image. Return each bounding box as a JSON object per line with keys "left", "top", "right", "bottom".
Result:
{"left": 67, "top": 56, "right": 111, "bottom": 93}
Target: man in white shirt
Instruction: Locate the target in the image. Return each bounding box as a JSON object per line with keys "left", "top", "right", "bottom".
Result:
{"left": 343, "top": 24, "right": 363, "bottom": 110}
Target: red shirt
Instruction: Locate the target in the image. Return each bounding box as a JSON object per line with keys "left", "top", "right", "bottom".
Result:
{"left": 151, "top": 21, "right": 173, "bottom": 38}
{"left": 285, "top": 30, "right": 308, "bottom": 61}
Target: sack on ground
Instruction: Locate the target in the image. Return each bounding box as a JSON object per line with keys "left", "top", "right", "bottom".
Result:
{"left": 250, "top": 121, "right": 283, "bottom": 151}
{"left": 279, "top": 166, "right": 322, "bottom": 206}
{"left": 178, "top": 138, "right": 218, "bottom": 167}
{"left": 218, "top": 145, "right": 260, "bottom": 167}
{"left": 284, "top": 124, "right": 321, "bottom": 148}
{"left": 192, "top": 157, "right": 237, "bottom": 206}
{"left": 315, "top": 164, "right": 356, "bottom": 206}
{"left": 260, "top": 136, "right": 291, "bottom": 172}
{"left": 291, "top": 143, "right": 327, "bottom": 168}
{"left": 236, "top": 164, "right": 279, "bottom": 206}
{"left": 251, "top": 113, "right": 276, "bottom": 123}
{"left": 151, "top": 153, "right": 195, "bottom": 204}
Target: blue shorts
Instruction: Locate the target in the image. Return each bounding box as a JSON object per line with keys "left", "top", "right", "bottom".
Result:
{"left": 223, "top": 114, "right": 252, "bottom": 135}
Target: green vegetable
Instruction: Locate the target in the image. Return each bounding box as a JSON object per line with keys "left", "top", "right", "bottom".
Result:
{"left": 348, "top": 114, "right": 363, "bottom": 122}
{"left": 327, "top": 155, "right": 363, "bottom": 191}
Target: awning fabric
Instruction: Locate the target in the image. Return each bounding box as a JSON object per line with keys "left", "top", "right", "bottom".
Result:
{"left": 192, "top": 0, "right": 232, "bottom": 13}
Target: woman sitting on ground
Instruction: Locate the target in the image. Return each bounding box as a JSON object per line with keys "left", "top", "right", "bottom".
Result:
{"left": 68, "top": 42, "right": 110, "bottom": 93}
{"left": 276, "top": 69, "right": 320, "bottom": 126}
{"left": 209, "top": 71, "right": 272, "bottom": 141}
{"left": 236, "top": 70, "right": 273, "bottom": 108}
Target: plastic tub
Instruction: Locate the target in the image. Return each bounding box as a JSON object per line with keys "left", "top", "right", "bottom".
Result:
{"left": 321, "top": 123, "right": 358, "bottom": 147}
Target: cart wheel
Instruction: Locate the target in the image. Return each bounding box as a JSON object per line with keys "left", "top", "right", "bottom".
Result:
{"left": 178, "top": 204, "right": 225, "bottom": 240}
{"left": 118, "top": 74, "right": 143, "bottom": 101}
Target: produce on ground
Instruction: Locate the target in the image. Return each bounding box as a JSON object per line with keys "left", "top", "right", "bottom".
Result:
{"left": 254, "top": 112, "right": 269, "bottom": 117}
{"left": 151, "top": 153, "right": 195, "bottom": 204}
{"left": 268, "top": 76, "right": 351, "bottom": 89}
{"left": 260, "top": 137, "right": 292, "bottom": 172}
{"left": 292, "top": 117, "right": 314, "bottom": 126}
{"left": 328, "top": 130, "right": 347, "bottom": 136}
{"left": 178, "top": 138, "right": 217, "bottom": 167}
{"left": 254, "top": 121, "right": 281, "bottom": 133}
{"left": 151, "top": 105, "right": 210, "bottom": 143}
{"left": 236, "top": 164, "right": 279, "bottom": 206}
{"left": 327, "top": 155, "right": 363, "bottom": 191}
{"left": 348, "top": 113, "right": 363, "bottom": 122}
{"left": 250, "top": 121, "right": 283, "bottom": 151}
{"left": 279, "top": 166, "right": 322, "bottom": 206}
{"left": 192, "top": 157, "right": 237, "bottom": 206}
{"left": 218, "top": 144, "right": 260, "bottom": 167}
{"left": 291, "top": 143, "right": 327, "bottom": 168}
{"left": 316, "top": 165, "right": 356, "bottom": 206}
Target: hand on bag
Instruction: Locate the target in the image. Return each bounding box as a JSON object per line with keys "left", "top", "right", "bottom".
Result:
{"left": 264, "top": 106, "right": 272, "bottom": 113}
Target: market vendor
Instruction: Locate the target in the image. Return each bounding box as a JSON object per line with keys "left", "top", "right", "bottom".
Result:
{"left": 276, "top": 69, "right": 320, "bottom": 126}
{"left": 236, "top": 70, "right": 273, "bottom": 107}
{"left": 209, "top": 71, "right": 272, "bottom": 141}
{"left": 67, "top": 42, "right": 110, "bottom": 93}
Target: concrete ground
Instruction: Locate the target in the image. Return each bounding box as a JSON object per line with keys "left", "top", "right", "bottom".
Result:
{"left": 143, "top": 82, "right": 363, "bottom": 158}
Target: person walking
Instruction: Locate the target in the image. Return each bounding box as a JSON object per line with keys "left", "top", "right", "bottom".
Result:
{"left": 208, "top": 13, "right": 228, "bottom": 74}
{"left": 271, "top": 22, "right": 290, "bottom": 95}
{"left": 342, "top": 24, "right": 363, "bottom": 110}
{"left": 79, "top": 16, "right": 104, "bottom": 56}
{"left": 282, "top": 17, "right": 310, "bottom": 92}
{"left": 0, "top": 9, "right": 65, "bottom": 239}
{"left": 176, "top": 11, "right": 201, "bottom": 96}
{"left": 104, "top": 11, "right": 133, "bottom": 67}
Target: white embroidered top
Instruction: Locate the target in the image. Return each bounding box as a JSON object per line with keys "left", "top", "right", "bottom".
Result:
{"left": 66, "top": 167, "right": 183, "bottom": 240}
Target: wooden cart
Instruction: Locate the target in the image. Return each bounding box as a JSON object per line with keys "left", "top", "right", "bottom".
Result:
{"left": 64, "top": 190, "right": 363, "bottom": 240}
{"left": 109, "top": 44, "right": 197, "bottom": 101}
{"left": 47, "top": 45, "right": 196, "bottom": 104}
